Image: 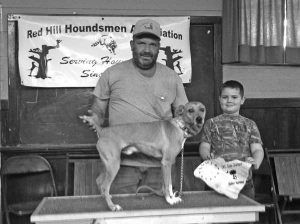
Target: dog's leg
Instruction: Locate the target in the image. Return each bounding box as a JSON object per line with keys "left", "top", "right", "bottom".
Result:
{"left": 168, "top": 171, "right": 176, "bottom": 198}
{"left": 97, "top": 142, "right": 123, "bottom": 211}
{"left": 161, "top": 160, "right": 182, "bottom": 205}
{"left": 100, "top": 158, "right": 122, "bottom": 211}
{"left": 96, "top": 143, "right": 107, "bottom": 194}
{"left": 96, "top": 168, "right": 105, "bottom": 193}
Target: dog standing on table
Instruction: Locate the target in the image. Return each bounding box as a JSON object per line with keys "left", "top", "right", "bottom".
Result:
{"left": 80, "top": 101, "right": 206, "bottom": 211}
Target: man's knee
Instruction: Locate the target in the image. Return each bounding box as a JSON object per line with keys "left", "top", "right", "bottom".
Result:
{"left": 140, "top": 167, "right": 162, "bottom": 189}
{"left": 110, "top": 166, "right": 142, "bottom": 194}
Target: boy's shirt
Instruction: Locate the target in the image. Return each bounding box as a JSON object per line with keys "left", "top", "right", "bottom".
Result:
{"left": 200, "top": 113, "right": 263, "bottom": 162}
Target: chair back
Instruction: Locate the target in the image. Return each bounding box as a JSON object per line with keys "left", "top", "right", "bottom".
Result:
{"left": 2, "top": 155, "right": 52, "bottom": 175}
{"left": 252, "top": 148, "right": 283, "bottom": 224}
{"left": 1, "top": 155, "right": 57, "bottom": 224}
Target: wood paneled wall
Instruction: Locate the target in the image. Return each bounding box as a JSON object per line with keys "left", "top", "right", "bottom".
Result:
{"left": 241, "top": 98, "right": 300, "bottom": 149}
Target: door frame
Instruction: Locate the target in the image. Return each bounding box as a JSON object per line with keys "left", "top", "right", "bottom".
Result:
{"left": 190, "top": 16, "right": 222, "bottom": 116}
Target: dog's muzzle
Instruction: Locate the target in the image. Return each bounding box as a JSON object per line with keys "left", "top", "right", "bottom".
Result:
{"left": 196, "top": 116, "right": 203, "bottom": 124}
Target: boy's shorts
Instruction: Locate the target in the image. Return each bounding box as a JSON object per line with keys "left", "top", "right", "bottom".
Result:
{"left": 240, "top": 179, "right": 255, "bottom": 200}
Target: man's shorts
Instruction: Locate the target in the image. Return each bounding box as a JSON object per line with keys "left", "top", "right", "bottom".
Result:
{"left": 109, "top": 166, "right": 162, "bottom": 194}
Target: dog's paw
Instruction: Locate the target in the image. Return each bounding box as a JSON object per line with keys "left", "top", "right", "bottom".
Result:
{"left": 91, "top": 219, "right": 102, "bottom": 224}
{"left": 166, "top": 196, "right": 182, "bottom": 205}
{"left": 110, "top": 204, "right": 123, "bottom": 211}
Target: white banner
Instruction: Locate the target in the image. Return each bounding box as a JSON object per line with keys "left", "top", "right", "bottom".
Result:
{"left": 17, "top": 15, "right": 191, "bottom": 87}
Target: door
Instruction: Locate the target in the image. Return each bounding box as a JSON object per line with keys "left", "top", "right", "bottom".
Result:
{"left": 185, "top": 18, "right": 222, "bottom": 143}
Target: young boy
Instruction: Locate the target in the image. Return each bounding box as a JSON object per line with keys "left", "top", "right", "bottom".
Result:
{"left": 199, "top": 80, "right": 264, "bottom": 199}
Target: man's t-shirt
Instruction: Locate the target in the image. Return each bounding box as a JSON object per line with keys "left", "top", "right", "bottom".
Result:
{"left": 93, "top": 59, "right": 188, "bottom": 126}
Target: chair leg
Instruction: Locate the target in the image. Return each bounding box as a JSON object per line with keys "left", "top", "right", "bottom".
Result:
{"left": 266, "top": 207, "right": 273, "bottom": 224}
{"left": 266, "top": 206, "right": 277, "bottom": 224}
{"left": 5, "top": 211, "right": 11, "bottom": 224}
{"left": 271, "top": 206, "right": 278, "bottom": 224}
{"left": 282, "top": 196, "right": 288, "bottom": 212}
{"left": 275, "top": 203, "right": 283, "bottom": 224}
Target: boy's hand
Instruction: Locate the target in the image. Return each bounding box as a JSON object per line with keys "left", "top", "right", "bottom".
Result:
{"left": 203, "top": 152, "right": 215, "bottom": 160}
{"left": 245, "top": 157, "right": 258, "bottom": 169}
{"left": 213, "top": 157, "right": 226, "bottom": 166}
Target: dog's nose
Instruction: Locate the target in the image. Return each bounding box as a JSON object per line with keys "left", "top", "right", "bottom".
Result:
{"left": 196, "top": 116, "right": 203, "bottom": 124}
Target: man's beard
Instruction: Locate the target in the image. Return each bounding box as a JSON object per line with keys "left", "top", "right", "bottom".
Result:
{"left": 132, "top": 52, "right": 158, "bottom": 70}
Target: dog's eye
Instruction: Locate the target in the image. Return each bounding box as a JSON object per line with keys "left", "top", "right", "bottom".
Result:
{"left": 200, "top": 108, "right": 205, "bottom": 112}
{"left": 188, "top": 108, "right": 194, "bottom": 113}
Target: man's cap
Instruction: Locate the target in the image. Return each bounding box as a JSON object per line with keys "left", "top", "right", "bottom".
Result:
{"left": 133, "top": 18, "right": 161, "bottom": 40}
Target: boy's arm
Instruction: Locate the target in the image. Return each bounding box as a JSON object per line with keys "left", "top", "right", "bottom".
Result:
{"left": 247, "top": 143, "right": 264, "bottom": 169}
{"left": 199, "top": 142, "right": 213, "bottom": 160}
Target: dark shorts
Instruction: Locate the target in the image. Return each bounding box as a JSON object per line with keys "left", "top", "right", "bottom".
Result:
{"left": 109, "top": 166, "right": 162, "bottom": 194}
{"left": 240, "top": 179, "right": 255, "bottom": 200}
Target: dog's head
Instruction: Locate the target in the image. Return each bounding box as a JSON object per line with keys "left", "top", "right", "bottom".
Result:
{"left": 174, "top": 101, "right": 206, "bottom": 137}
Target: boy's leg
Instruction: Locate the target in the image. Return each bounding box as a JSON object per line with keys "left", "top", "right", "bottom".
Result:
{"left": 240, "top": 179, "right": 255, "bottom": 200}
{"left": 237, "top": 180, "right": 255, "bottom": 224}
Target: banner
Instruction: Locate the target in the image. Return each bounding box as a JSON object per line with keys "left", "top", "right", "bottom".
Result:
{"left": 17, "top": 15, "right": 191, "bottom": 87}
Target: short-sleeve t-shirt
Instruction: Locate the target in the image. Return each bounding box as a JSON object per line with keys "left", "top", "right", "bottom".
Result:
{"left": 200, "top": 114, "right": 263, "bottom": 161}
{"left": 93, "top": 59, "right": 188, "bottom": 126}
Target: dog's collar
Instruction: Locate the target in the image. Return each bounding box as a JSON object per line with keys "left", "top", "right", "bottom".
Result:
{"left": 174, "top": 119, "right": 190, "bottom": 138}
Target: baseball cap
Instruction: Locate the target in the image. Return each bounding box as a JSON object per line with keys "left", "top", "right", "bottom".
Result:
{"left": 133, "top": 18, "right": 161, "bottom": 40}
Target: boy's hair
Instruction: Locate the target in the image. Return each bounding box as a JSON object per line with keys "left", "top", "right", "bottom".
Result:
{"left": 220, "top": 80, "right": 244, "bottom": 97}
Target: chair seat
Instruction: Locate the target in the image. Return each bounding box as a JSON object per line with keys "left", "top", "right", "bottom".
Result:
{"left": 7, "top": 200, "right": 41, "bottom": 216}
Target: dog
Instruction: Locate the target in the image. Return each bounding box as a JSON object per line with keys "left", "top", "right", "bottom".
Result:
{"left": 80, "top": 101, "right": 206, "bottom": 211}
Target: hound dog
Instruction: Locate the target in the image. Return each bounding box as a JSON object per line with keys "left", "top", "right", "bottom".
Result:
{"left": 80, "top": 101, "right": 206, "bottom": 211}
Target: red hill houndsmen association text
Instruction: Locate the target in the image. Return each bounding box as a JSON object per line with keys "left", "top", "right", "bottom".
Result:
{"left": 27, "top": 23, "right": 183, "bottom": 40}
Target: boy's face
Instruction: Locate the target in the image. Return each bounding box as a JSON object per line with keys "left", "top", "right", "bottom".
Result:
{"left": 219, "top": 87, "right": 245, "bottom": 115}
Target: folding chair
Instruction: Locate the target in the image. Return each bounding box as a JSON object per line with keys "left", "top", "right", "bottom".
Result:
{"left": 253, "top": 152, "right": 282, "bottom": 224}
{"left": 1, "top": 155, "right": 57, "bottom": 224}
{"left": 265, "top": 149, "right": 300, "bottom": 224}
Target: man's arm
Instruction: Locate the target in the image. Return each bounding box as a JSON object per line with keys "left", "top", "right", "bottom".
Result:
{"left": 80, "top": 96, "right": 108, "bottom": 131}
{"left": 173, "top": 74, "right": 188, "bottom": 110}
{"left": 89, "top": 96, "right": 109, "bottom": 128}
{"left": 91, "top": 96, "right": 108, "bottom": 127}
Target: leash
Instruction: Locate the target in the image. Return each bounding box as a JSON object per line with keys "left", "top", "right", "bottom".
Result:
{"left": 178, "top": 147, "right": 184, "bottom": 198}
{"left": 173, "top": 118, "right": 188, "bottom": 198}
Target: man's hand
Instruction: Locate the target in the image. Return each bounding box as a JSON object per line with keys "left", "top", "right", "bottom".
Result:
{"left": 79, "top": 110, "right": 100, "bottom": 132}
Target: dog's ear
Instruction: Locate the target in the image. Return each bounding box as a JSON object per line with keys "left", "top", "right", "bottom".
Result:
{"left": 174, "top": 105, "right": 185, "bottom": 117}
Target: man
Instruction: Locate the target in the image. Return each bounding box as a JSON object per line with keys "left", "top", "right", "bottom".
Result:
{"left": 84, "top": 18, "right": 188, "bottom": 193}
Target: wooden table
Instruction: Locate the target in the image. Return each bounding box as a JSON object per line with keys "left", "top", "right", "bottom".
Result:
{"left": 31, "top": 191, "right": 265, "bottom": 224}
